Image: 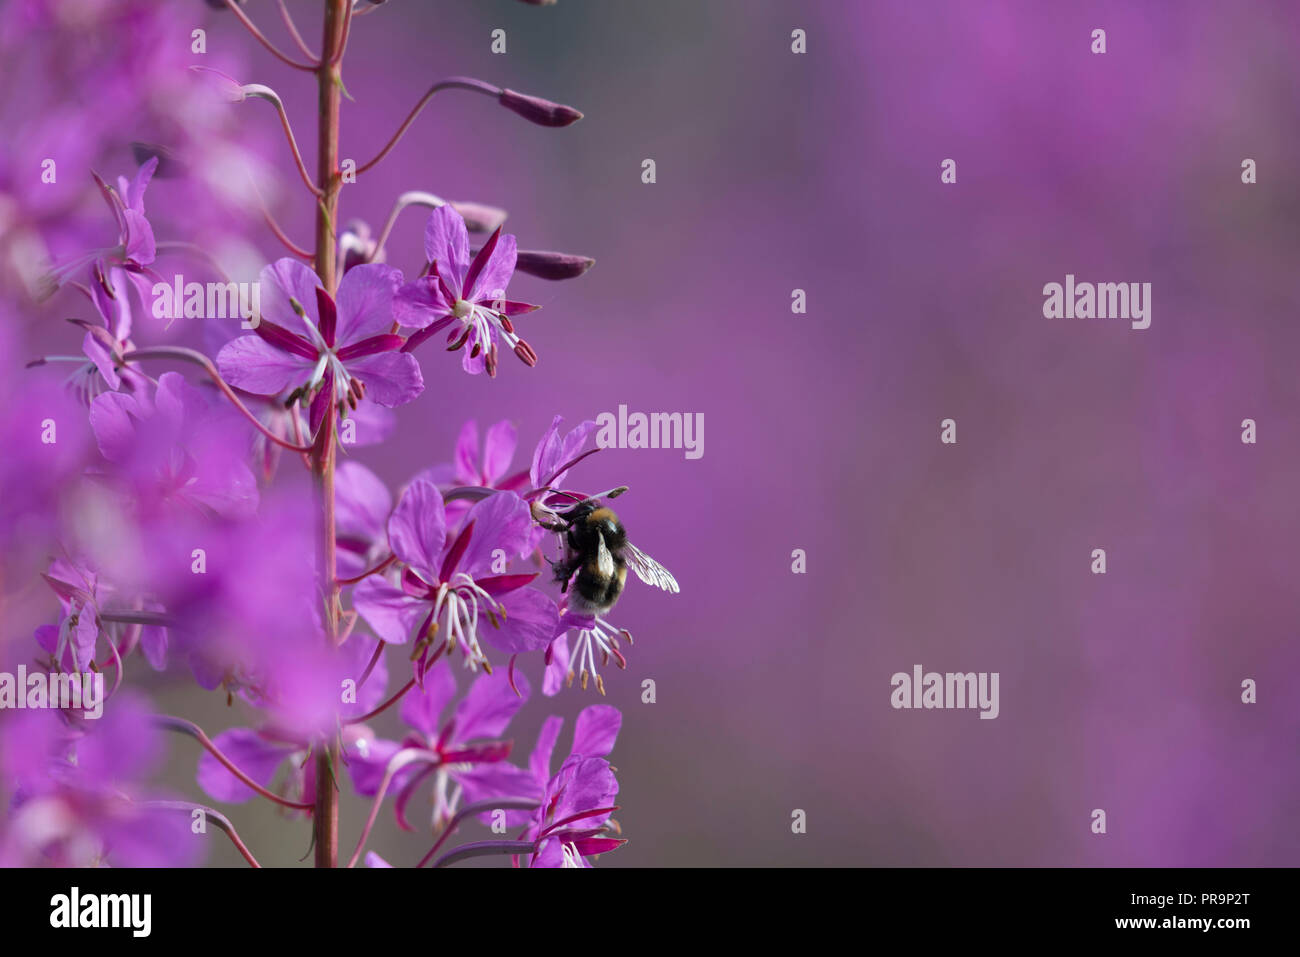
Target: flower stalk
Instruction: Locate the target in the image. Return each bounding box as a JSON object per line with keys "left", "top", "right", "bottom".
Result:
{"left": 312, "top": 0, "right": 350, "bottom": 869}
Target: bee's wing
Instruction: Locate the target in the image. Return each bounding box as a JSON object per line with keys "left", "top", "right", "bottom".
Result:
{"left": 595, "top": 533, "right": 616, "bottom": 578}
{"left": 623, "top": 542, "right": 680, "bottom": 593}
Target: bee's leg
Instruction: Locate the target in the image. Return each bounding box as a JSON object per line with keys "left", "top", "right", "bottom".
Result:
{"left": 548, "top": 557, "right": 575, "bottom": 591}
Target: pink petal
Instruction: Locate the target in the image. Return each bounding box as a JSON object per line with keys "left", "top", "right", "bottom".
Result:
{"left": 217, "top": 336, "right": 315, "bottom": 395}
{"left": 335, "top": 262, "right": 402, "bottom": 344}
{"left": 346, "top": 351, "right": 424, "bottom": 407}
{"left": 423, "top": 205, "right": 470, "bottom": 295}
{"left": 386, "top": 479, "right": 446, "bottom": 574}
{"left": 571, "top": 704, "right": 621, "bottom": 759}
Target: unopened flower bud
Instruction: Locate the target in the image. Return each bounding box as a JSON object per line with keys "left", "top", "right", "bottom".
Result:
{"left": 498, "top": 88, "right": 583, "bottom": 128}
{"left": 449, "top": 201, "right": 508, "bottom": 234}
{"left": 513, "top": 249, "right": 595, "bottom": 281}
{"left": 190, "top": 66, "right": 247, "bottom": 103}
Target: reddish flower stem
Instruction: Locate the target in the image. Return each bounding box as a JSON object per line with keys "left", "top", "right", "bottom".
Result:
{"left": 353, "top": 678, "right": 416, "bottom": 724}
{"left": 431, "top": 840, "right": 536, "bottom": 869}
{"left": 148, "top": 800, "right": 263, "bottom": 867}
{"left": 415, "top": 798, "right": 542, "bottom": 868}
{"left": 345, "top": 748, "right": 443, "bottom": 868}
{"left": 356, "top": 79, "right": 499, "bottom": 176}
{"left": 153, "top": 715, "right": 315, "bottom": 811}
{"left": 337, "top": 553, "right": 396, "bottom": 585}
{"left": 222, "top": 0, "right": 318, "bottom": 71}
{"left": 121, "top": 347, "right": 312, "bottom": 453}
{"left": 276, "top": 0, "right": 320, "bottom": 62}
{"left": 311, "top": 0, "right": 349, "bottom": 870}
{"left": 257, "top": 93, "right": 324, "bottom": 199}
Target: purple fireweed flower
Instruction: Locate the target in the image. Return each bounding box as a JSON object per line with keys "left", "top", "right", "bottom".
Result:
{"left": 458, "top": 702, "right": 619, "bottom": 816}
{"left": 528, "top": 754, "right": 623, "bottom": 867}
{"left": 346, "top": 661, "right": 529, "bottom": 833}
{"left": 78, "top": 261, "right": 148, "bottom": 395}
{"left": 31, "top": 262, "right": 151, "bottom": 404}
{"left": 41, "top": 157, "right": 160, "bottom": 302}
{"left": 202, "top": 310, "right": 399, "bottom": 478}
{"left": 89, "top": 370, "right": 258, "bottom": 520}
{"left": 216, "top": 259, "right": 422, "bottom": 433}
{"left": 0, "top": 694, "right": 199, "bottom": 867}
{"left": 394, "top": 206, "right": 539, "bottom": 377}
{"left": 527, "top": 413, "right": 598, "bottom": 500}
{"left": 544, "top": 609, "right": 633, "bottom": 697}
{"left": 197, "top": 633, "right": 389, "bottom": 807}
{"left": 352, "top": 481, "right": 558, "bottom": 678}
{"left": 419, "top": 419, "right": 531, "bottom": 529}
{"left": 437, "top": 419, "right": 528, "bottom": 492}
{"left": 429, "top": 415, "right": 599, "bottom": 540}
{"left": 464, "top": 703, "right": 624, "bottom": 867}
{"left": 36, "top": 556, "right": 169, "bottom": 674}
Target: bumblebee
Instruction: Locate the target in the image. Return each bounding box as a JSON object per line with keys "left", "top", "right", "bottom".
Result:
{"left": 540, "top": 493, "right": 679, "bottom": 615}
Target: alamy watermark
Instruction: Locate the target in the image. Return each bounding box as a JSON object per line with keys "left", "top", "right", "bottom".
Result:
{"left": 151, "top": 274, "right": 261, "bottom": 328}
{"left": 0, "top": 667, "right": 104, "bottom": 719}
{"left": 890, "top": 664, "right": 999, "bottom": 719}
{"left": 1042, "top": 273, "right": 1151, "bottom": 330}
{"left": 594, "top": 404, "right": 703, "bottom": 460}
{"left": 50, "top": 887, "right": 151, "bottom": 937}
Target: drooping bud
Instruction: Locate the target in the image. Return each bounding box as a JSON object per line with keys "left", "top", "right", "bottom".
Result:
{"left": 189, "top": 66, "right": 247, "bottom": 103}
{"left": 449, "top": 201, "right": 509, "bottom": 233}
{"left": 497, "top": 88, "right": 583, "bottom": 127}
{"left": 513, "top": 249, "right": 595, "bottom": 280}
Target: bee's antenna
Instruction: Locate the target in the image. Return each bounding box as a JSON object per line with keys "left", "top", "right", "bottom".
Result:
{"left": 557, "top": 486, "right": 630, "bottom": 514}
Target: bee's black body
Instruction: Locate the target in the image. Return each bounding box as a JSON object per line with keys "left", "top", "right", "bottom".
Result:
{"left": 550, "top": 501, "right": 629, "bottom": 615}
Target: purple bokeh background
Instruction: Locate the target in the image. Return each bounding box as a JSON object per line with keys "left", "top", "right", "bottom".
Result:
{"left": 4, "top": 0, "right": 1299, "bottom": 866}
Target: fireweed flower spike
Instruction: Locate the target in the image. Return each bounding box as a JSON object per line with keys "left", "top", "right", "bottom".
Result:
{"left": 395, "top": 206, "right": 539, "bottom": 377}
{"left": 217, "top": 259, "right": 422, "bottom": 434}
{"left": 352, "top": 480, "right": 558, "bottom": 679}
{"left": 3, "top": 0, "right": 662, "bottom": 871}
